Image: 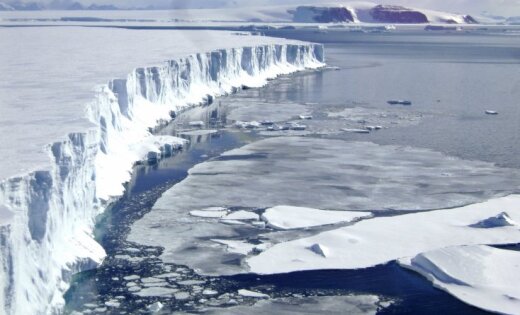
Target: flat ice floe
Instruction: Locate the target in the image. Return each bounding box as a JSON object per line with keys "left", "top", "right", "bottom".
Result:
{"left": 129, "top": 136, "right": 520, "bottom": 275}
{"left": 262, "top": 206, "right": 372, "bottom": 230}
{"left": 247, "top": 195, "right": 520, "bottom": 274}
{"left": 199, "top": 295, "right": 385, "bottom": 315}
{"left": 399, "top": 245, "right": 520, "bottom": 315}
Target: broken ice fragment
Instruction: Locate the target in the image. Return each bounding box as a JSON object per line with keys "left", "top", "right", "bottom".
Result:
{"left": 341, "top": 128, "right": 370, "bottom": 134}
{"left": 238, "top": 289, "right": 269, "bottom": 299}
{"left": 223, "top": 210, "right": 259, "bottom": 221}
{"left": 147, "top": 302, "right": 164, "bottom": 313}
{"left": 470, "top": 212, "right": 517, "bottom": 228}
{"left": 309, "top": 243, "right": 329, "bottom": 257}
{"left": 189, "top": 121, "right": 205, "bottom": 127}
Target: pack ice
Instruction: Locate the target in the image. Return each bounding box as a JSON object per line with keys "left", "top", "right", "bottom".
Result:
{"left": 0, "top": 27, "right": 324, "bottom": 315}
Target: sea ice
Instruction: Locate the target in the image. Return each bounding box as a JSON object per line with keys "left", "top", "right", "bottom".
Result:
{"left": 212, "top": 239, "right": 258, "bottom": 255}
{"left": 399, "top": 245, "right": 520, "bottom": 315}
{"left": 133, "top": 287, "right": 178, "bottom": 297}
{"left": 129, "top": 137, "right": 520, "bottom": 276}
{"left": 190, "top": 210, "right": 229, "bottom": 219}
{"left": 262, "top": 206, "right": 372, "bottom": 230}
{"left": 238, "top": 289, "right": 270, "bottom": 299}
{"left": 202, "top": 295, "right": 383, "bottom": 315}
{"left": 223, "top": 210, "right": 260, "bottom": 221}
{"left": 247, "top": 195, "right": 520, "bottom": 274}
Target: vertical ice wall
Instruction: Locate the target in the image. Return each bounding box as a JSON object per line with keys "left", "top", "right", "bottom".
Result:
{"left": 0, "top": 43, "right": 324, "bottom": 315}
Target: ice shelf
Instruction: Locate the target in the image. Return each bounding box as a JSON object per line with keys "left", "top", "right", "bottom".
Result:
{"left": 0, "top": 26, "right": 324, "bottom": 315}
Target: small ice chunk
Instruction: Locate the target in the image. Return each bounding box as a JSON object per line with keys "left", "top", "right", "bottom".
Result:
{"left": 134, "top": 287, "right": 178, "bottom": 297}
{"left": 238, "top": 289, "right": 269, "bottom": 299}
{"left": 189, "top": 121, "right": 205, "bottom": 127}
{"left": 147, "top": 302, "right": 164, "bottom": 313}
{"left": 141, "top": 277, "right": 164, "bottom": 283}
{"left": 485, "top": 110, "right": 498, "bottom": 115}
{"left": 309, "top": 243, "right": 329, "bottom": 257}
{"left": 174, "top": 292, "right": 191, "bottom": 300}
{"left": 223, "top": 210, "right": 259, "bottom": 221}
{"left": 180, "top": 129, "right": 218, "bottom": 136}
{"left": 104, "top": 300, "right": 120, "bottom": 308}
{"left": 203, "top": 289, "right": 219, "bottom": 296}
{"left": 470, "top": 212, "right": 517, "bottom": 228}
{"left": 156, "top": 272, "right": 180, "bottom": 279}
{"left": 341, "top": 128, "right": 370, "bottom": 134}
{"left": 290, "top": 124, "right": 307, "bottom": 131}
{"left": 178, "top": 280, "right": 205, "bottom": 286}
{"left": 219, "top": 219, "right": 248, "bottom": 226}
{"left": 387, "top": 100, "right": 411, "bottom": 105}
{"left": 298, "top": 115, "right": 313, "bottom": 120}
{"left": 189, "top": 210, "right": 228, "bottom": 218}
{"left": 235, "top": 121, "right": 261, "bottom": 129}
{"left": 123, "top": 275, "right": 140, "bottom": 281}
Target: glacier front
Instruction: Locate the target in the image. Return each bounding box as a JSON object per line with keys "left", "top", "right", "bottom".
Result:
{"left": 0, "top": 26, "right": 324, "bottom": 315}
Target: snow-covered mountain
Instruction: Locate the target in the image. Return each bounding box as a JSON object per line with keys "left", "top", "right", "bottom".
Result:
{"left": 290, "top": 3, "right": 478, "bottom": 24}
{"left": 0, "top": 2, "right": 479, "bottom": 24}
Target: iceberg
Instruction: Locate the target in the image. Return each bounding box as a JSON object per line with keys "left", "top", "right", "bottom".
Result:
{"left": 399, "top": 245, "right": 520, "bottom": 314}
{"left": 0, "top": 27, "right": 324, "bottom": 315}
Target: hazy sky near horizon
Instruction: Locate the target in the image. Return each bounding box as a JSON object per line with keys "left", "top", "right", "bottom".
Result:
{"left": 39, "top": 0, "right": 520, "bottom": 16}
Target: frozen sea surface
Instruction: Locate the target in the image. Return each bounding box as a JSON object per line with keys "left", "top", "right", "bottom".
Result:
{"left": 129, "top": 136, "right": 520, "bottom": 275}
{"left": 0, "top": 27, "right": 308, "bottom": 180}
{"left": 400, "top": 245, "right": 520, "bottom": 315}
{"left": 198, "top": 294, "right": 384, "bottom": 315}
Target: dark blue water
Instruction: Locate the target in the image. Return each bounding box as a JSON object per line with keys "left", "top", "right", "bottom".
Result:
{"left": 64, "top": 30, "right": 520, "bottom": 314}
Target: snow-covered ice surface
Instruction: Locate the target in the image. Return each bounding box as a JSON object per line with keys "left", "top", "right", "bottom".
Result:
{"left": 0, "top": 26, "right": 324, "bottom": 315}
{"left": 263, "top": 206, "right": 372, "bottom": 230}
{"left": 247, "top": 195, "right": 520, "bottom": 274}
{"left": 128, "top": 136, "right": 520, "bottom": 276}
{"left": 195, "top": 294, "right": 384, "bottom": 315}
{"left": 399, "top": 245, "right": 520, "bottom": 315}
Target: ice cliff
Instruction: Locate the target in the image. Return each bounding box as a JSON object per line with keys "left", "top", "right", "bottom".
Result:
{"left": 0, "top": 40, "right": 324, "bottom": 315}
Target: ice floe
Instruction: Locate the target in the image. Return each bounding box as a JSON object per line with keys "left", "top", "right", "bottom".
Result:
{"left": 247, "top": 195, "right": 520, "bottom": 274}
{"left": 190, "top": 210, "right": 229, "bottom": 219}
{"left": 238, "top": 289, "right": 270, "bottom": 299}
{"left": 223, "top": 210, "right": 260, "bottom": 221}
{"left": 133, "top": 287, "right": 178, "bottom": 297}
{"left": 262, "top": 206, "right": 372, "bottom": 230}
{"left": 399, "top": 245, "right": 520, "bottom": 315}
{"left": 202, "top": 295, "right": 384, "bottom": 315}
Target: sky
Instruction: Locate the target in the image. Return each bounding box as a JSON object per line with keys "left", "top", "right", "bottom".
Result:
{"left": 35, "top": 0, "right": 520, "bottom": 16}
